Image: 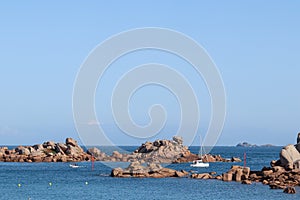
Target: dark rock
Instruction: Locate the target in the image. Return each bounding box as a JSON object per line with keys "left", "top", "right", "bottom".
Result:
{"left": 111, "top": 167, "right": 124, "bottom": 177}
{"left": 236, "top": 142, "right": 275, "bottom": 147}
{"left": 236, "top": 142, "right": 258, "bottom": 147}
{"left": 231, "top": 157, "right": 242, "bottom": 162}
{"left": 269, "top": 184, "right": 285, "bottom": 189}
{"left": 66, "top": 138, "right": 78, "bottom": 147}
{"left": 283, "top": 187, "right": 296, "bottom": 194}
{"left": 270, "top": 160, "right": 281, "bottom": 167}
{"left": 241, "top": 180, "right": 252, "bottom": 184}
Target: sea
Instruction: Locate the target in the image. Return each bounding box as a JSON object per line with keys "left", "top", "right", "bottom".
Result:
{"left": 0, "top": 146, "right": 299, "bottom": 200}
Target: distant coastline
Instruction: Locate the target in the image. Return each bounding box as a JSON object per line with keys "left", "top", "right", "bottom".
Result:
{"left": 236, "top": 142, "right": 276, "bottom": 147}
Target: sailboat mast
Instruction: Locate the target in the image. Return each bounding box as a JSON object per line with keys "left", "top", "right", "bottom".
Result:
{"left": 199, "top": 134, "right": 203, "bottom": 158}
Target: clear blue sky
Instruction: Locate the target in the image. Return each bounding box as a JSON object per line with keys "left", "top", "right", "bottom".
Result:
{"left": 0, "top": 1, "right": 299, "bottom": 146}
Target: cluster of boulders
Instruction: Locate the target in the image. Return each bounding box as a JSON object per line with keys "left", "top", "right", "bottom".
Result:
{"left": 279, "top": 133, "right": 300, "bottom": 170}
{"left": 250, "top": 166, "right": 300, "bottom": 189}
{"left": 0, "top": 138, "right": 91, "bottom": 162}
{"left": 191, "top": 133, "right": 300, "bottom": 194}
{"left": 132, "top": 136, "right": 201, "bottom": 163}
{"left": 88, "top": 136, "right": 194, "bottom": 163}
{"left": 88, "top": 136, "right": 240, "bottom": 164}
{"left": 0, "top": 136, "right": 240, "bottom": 164}
{"left": 191, "top": 165, "right": 251, "bottom": 184}
{"left": 191, "top": 165, "right": 299, "bottom": 193}
{"left": 111, "top": 161, "right": 189, "bottom": 178}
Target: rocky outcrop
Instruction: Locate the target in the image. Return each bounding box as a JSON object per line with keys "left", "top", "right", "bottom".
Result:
{"left": 280, "top": 144, "right": 300, "bottom": 170}
{"left": 284, "top": 187, "right": 296, "bottom": 194}
{"left": 132, "top": 136, "right": 190, "bottom": 163}
{"left": 273, "top": 133, "right": 300, "bottom": 170}
{"left": 0, "top": 138, "right": 91, "bottom": 162}
{"left": 111, "top": 161, "right": 189, "bottom": 178}
{"left": 198, "top": 133, "right": 300, "bottom": 194}
{"left": 191, "top": 173, "right": 213, "bottom": 179}
{"left": 248, "top": 166, "right": 300, "bottom": 191}
{"left": 191, "top": 163, "right": 299, "bottom": 193}
{"left": 87, "top": 136, "right": 240, "bottom": 164}
{"left": 0, "top": 136, "right": 241, "bottom": 164}
{"left": 190, "top": 165, "right": 251, "bottom": 183}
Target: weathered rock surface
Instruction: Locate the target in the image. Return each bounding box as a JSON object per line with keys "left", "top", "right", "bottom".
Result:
{"left": 191, "top": 173, "right": 212, "bottom": 179}
{"left": 220, "top": 165, "right": 250, "bottom": 182}
{"left": 0, "top": 136, "right": 240, "bottom": 164}
{"left": 280, "top": 144, "right": 300, "bottom": 170}
{"left": 132, "top": 136, "right": 191, "bottom": 163}
{"left": 111, "top": 162, "right": 189, "bottom": 178}
{"left": 93, "top": 136, "right": 240, "bottom": 164}
{"left": 208, "top": 132, "right": 300, "bottom": 194}
{"left": 213, "top": 164, "right": 299, "bottom": 193}
{"left": 0, "top": 138, "right": 91, "bottom": 162}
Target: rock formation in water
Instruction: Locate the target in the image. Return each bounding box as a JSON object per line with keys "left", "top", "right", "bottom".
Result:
{"left": 192, "top": 132, "right": 300, "bottom": 194}
{"left": 89, "top": 136, "right": 241, "bottom": 163}
{"left": 111, "top": 161, "right": 189, "bottom": 178}
{"left": 0, "top": 136, "right": 241, "bottom": 163}
{"left": 0, "top": 138, "right": 91, "bottom": 162}
{"left": 87, "top": 136, "right": 195, "bottom": 163}
{"left": 278, "top": 133, "right": 300, "bottom": 170}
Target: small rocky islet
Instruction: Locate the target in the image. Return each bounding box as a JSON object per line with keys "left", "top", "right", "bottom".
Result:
{"left": 0, "top": 136, "right": 239, "bottom": 164}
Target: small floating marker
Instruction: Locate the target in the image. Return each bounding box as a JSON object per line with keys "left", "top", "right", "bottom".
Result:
{"left": 18, "top": 183, "right": 21, "bottom": 187}
{"left": 85, "top": 181, "right": 88, "bottom": 185}
{"left": 49, "top": 182, "right": 52, "bottom": 186}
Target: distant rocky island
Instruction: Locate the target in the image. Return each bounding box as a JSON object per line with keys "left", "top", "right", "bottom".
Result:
{"left": 0, "top": 136, "right": 240, "bottom": 164}
{"left": 236, "top": 142, "right": 275, "bottom": 147}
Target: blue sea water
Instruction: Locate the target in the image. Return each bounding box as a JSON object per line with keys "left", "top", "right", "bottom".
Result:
{"left": 0, "top": 146, "right": 299, "bottom": 200}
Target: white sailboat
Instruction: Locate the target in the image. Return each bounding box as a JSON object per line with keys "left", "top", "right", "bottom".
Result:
{"left": 190, "top": 135, "right": 209, "bottom": 168}
{"left": 69, "top": 163, "right": 80, "bottom": 168}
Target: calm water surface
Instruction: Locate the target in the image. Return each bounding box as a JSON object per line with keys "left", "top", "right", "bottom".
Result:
{"left": 1, "top": 146, "right": 299, "bottom": 200}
